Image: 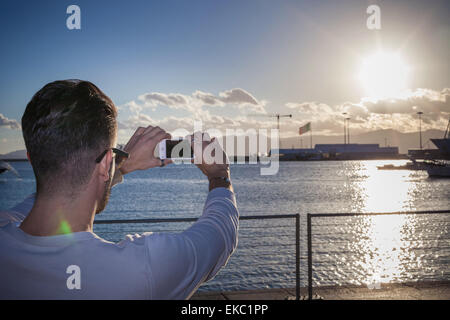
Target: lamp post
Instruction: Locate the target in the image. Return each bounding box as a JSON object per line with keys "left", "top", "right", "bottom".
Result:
{"left": 417, "top": 111, "right": 423, "bottom": 150}
{"left": 342, "top": 112, "right": 347, "bottom": 144}
{"left": 346, "top": 117, "right": 351, "bottom": 144}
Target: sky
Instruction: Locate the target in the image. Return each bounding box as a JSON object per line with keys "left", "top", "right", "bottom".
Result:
{"left": 0, "top": 0, "right": 449, "bottom": 153}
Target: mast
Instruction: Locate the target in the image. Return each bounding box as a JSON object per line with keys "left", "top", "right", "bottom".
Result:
{"left": 444, "top": 118, "right": 449, "bottom": 139}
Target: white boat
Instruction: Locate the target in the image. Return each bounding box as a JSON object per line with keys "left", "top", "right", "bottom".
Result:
{"left": 0, "top": 160, "right": 19, "bottom": 177}
{"left": 424, "top": 160, "right": 450, "bottom": 177}
{"left": 377, "top": 159, "right": 426, "bottom": 170}
{"left": 0, "top": 161, "right": 10, "bottom": 174}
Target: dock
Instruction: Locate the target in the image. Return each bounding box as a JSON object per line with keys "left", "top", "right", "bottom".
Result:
{"left": 192, "top": 281, "right": 450, "bottom": 300}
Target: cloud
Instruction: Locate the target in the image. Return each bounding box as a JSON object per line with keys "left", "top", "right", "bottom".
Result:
{"left": 286, "top": 102, "right": 335, "bottom": 114}
{"left": 136, "top": 92, "right": 200, "bottom": 115}
{"left": 284, "top": 88, "right": 450, "bottom": 136}
{"left": 193, "top": 88, "right": 260, "bottom": 106}
{"left": 192, "top": 91, "right": 223, "bottom": 106}
{"left": 0, "top": 113, "right": 21, "bottom": 130}
{"left": 123, "top": 88, "right": 266, "bottom": 115}
{"left": 219, "top": 88, "right": 260, "bottom": 105}
{"left": 122, "top": 100, "right": 143, "bottom": 114}
{"left": 119, "top": 113, "right": 156, "bottom": 129}
{"left": 356, "top": 88, "right": 450, "bottom": 115}
{"left": 117, "top": 109, "right": 277, "bottom": 138}
{"left": 118, "top": 87, "right": 449, "bottom": 141}
{"left": 139, "top": 92, "right": 193, "bottom": 107}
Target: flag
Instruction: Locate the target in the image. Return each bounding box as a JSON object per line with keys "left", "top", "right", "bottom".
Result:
{"left": 299, "top": 122, "right": 311, "bottom": 135}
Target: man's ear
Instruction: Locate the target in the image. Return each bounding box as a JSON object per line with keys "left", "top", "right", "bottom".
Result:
{"left": 26, "top": 152, "right": 31, "bottom": 162}
{"left": 98, "top": 150, "right": 113, "bottom": 182}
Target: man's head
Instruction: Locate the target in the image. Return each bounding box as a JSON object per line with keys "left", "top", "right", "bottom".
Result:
{"left": 22, "top": 80, "right": 117, "bottom": 212}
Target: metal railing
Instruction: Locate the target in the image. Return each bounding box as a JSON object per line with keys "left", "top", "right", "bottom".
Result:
{"left": 94, "top": 213, "right": 301, "bottom": 300}
{"left": 93, "top": 209, "right": 449, "bottom": 300}
{"left": 306, "top": 209, "right": 450, "bottom": 300}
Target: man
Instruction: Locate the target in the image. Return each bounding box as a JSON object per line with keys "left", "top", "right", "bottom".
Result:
{"left": 0, "top": 80, "right": 238, "bottom": 299}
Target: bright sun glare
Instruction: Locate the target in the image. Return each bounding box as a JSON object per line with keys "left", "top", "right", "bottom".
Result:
{"left": 358, "top": 51, "right": 409, "bottom": 99}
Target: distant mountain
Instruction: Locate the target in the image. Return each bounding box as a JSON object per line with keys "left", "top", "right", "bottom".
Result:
{"left": 280, "top": 129, "right": 446, "bottom": 154}
{"left": 0, "top": 149, "right": 27, "bottom": 160}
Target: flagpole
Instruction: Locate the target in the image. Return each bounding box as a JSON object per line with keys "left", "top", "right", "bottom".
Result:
{"left": 299, "top": 122, "right": 312, "bottom": 149}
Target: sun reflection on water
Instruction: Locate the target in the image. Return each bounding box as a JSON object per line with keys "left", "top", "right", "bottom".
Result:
{"left": 351, "top": 161, "right": 421, "bottom": 285}
{"left": 357, "top": 215, "right": 414, "bottom": 285}
{"left": 355, "top": 161, "right": 419, "bottom": 213}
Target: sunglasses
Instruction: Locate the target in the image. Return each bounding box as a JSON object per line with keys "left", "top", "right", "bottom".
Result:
{"left": 95, "top": 147, "right": 129, "bottom": 168}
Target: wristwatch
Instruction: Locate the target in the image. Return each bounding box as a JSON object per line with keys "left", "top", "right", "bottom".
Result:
{"left": 209, "top": 176, "right": 231, "bottom": 183}
{"left": 208, "top": 176, "right": 232, "bottom": 191}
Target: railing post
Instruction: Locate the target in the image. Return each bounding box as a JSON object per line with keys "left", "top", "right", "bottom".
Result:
{"left": 307, "top": 213, "right": 313, "bottom": 300}
{"left": 295, "top": 213, "right": 300, "bottom": 300}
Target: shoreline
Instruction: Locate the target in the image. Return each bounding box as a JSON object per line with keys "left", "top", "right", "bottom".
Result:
{"left": 192, "top": 280, "right": 450, "bottom": 300}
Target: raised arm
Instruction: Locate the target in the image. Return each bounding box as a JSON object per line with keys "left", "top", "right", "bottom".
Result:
{"left": 145, "top": 133, "right": 239, "bottom": 299}
{"left": 146, "top": 187, "right": 239, "bottom": 299}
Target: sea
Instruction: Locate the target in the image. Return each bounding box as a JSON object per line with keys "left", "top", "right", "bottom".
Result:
{"left": 1, "top": 160, "right": 449, "bottom": 292}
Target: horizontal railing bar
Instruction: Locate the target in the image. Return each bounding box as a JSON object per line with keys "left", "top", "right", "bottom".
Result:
{"left": 94, "top": 232, "right": 296, "bottom": 240}
{"left": 308, "top": 210, "right": 450, "bottom": 218}
{"left": 94, "top": 214, "right": 299, "bottom": 224}
{"left": 309, "top": 235, "right": 450, "bottom": 241}
{"left": 238, "top": 243, "right": 295, "bottom": 249}
{"left": 95, "top": 211, "right": 450, "bottom": 224}
{"left": 95, "top": 217, "right": 196, "bottom": 224}
{"left": 226, "top": 262, "right": 295, "bottom": 268}
{"left": 95, "top": 227, "right": 296, "bottom": 234}
{"left": 308, "top": 226, "right": 450, "bottom": 232}
{"left": 235, "top": 225, "right": 295, "bottom": 229}
{"left": 239, "top": 214, "right": 299, "bottom": 220}
{"left": 309, "top": 221, "right": 450, "bottom": 226}
{"left": 237, "top": 252, "right": 295, "bottom": 258}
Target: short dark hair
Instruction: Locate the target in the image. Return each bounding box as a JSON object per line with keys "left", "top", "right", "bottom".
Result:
{"left": 22, "top": 80, "right": 117, "bottom": 195}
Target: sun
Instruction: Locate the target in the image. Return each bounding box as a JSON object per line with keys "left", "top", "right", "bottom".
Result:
{"left": 358, "top": 51, "right": 409, "bottom": 99}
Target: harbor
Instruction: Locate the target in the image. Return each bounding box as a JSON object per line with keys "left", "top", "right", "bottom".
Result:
{"left": 274, "top": 143, "right": 402, "bottom": 161}
{"left": 268, "top": 118, "right": 450, "bottom": 177}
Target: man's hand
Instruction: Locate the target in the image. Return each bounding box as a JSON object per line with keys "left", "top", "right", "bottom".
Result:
{"left": 119, "top": 126, "right": 172, "bottom": 174}
{"left": 189, "top": 132, "right": 232, "bottom": 191}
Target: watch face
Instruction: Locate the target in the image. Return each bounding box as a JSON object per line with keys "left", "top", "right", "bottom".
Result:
{"left": 211, "top": 177, "right": 230, "bottom": 183}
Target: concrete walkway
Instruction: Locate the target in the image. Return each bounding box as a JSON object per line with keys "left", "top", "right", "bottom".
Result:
{"left": 191, "top": 281, "right": 450, "bottom": 300}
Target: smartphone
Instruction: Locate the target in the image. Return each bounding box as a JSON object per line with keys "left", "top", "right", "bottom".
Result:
{"left": 159, "top": 138, "right": 193, "bottom": 160}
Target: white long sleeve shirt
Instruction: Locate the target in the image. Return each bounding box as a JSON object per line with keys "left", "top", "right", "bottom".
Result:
{"left": 0, "top": 188, "right": 239, "bottom": 299}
